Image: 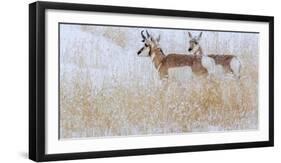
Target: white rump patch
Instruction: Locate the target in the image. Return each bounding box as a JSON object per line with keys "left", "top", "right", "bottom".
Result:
{"left": 230, "top": 57, "right": 241, "bottom": 78}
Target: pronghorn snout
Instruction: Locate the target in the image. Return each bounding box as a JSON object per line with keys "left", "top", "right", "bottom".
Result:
{"left": 137, "top": 47, "right": 144, "bottom": 55}
{"left": 188, "top": 48, "right": 192, "bottom": 52}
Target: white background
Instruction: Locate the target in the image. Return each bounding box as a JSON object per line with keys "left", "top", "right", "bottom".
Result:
{"left": 0, "top": 0, "right": 279, "bottom": 162}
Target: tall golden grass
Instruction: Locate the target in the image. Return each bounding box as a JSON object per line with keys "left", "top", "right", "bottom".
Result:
{"left": 59, "top": 25, "right": 258, "bottom": 139}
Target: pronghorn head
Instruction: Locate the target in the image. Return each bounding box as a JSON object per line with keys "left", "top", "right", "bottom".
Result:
{"left": 137, "top": 30, "right": 160, "bottom": 57}
{"left": 187, "top": 32, "right": 203, "bottom": 55}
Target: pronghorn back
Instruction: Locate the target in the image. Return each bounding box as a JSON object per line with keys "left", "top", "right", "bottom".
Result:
{"left": 208, "top": 55, "right": 235, "bottom": 65}
{"left": 208, "top": 54, "right": 236, "bottom": 73}
{"left": 162, "top": 54, "right": 208, "bottom": 75}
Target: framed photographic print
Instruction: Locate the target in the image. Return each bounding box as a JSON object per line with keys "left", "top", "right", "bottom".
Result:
{"left": 29, "top": 1, "right": 274, "bottom": 162}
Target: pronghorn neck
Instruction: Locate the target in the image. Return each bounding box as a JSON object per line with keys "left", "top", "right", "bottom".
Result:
{"left": 150, "top": 47, "right": 165, "bottom": 70}
{"left": 191, "top": 45, "right": 203, "bottom": 55}
{"left": 196, "top": 47, "right": 203, "bottom": 55}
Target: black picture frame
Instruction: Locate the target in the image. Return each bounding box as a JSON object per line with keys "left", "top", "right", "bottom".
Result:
{"left": 29, "top": 1, "right": 274, "bottom": 162}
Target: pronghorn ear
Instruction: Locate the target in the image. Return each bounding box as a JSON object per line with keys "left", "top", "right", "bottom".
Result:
{"left": 197, "top": 32, "right": 203, "bottom": 41}
{"left": 156, "top": 35, "right": 160, "bottom": 42}
{"left": 146, "top": 30, "right": 151, "bottom": 38}
{"left": 188, "top": 32, "right": 193, "bottom": 38}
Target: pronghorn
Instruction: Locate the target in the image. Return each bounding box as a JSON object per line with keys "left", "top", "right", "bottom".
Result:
{"left": 187, "top": 32, "right": 241, "bottom": 78}
{"left": 137, "top": 30, "right": 215, "bottom": 80}
{"left": 188, "top": 32, "right": 203, "bottom": 56}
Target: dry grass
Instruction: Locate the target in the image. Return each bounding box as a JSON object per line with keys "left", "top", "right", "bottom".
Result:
{"left": 60, "top": 56, "right": 258, "bottom": 139}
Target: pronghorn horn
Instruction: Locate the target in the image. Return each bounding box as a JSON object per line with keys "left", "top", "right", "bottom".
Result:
{"left": 155, "top": 34, "right": 160, "bottom": 42}
{"left": 146, "top": 30, "right": 150, "bottom": 38}
{"left": 141, "top": 30, "right": 146, "bottom": 39}
{"left": 188, "top": 32, "right": 193, "bottom": 38}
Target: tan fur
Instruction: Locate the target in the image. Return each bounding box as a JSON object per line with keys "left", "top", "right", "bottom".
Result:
{"left": 150, "top": 48, "right": 208, "bottom": 79}
{"left": 208, "top": 54, "right": 235, "bottom": 73}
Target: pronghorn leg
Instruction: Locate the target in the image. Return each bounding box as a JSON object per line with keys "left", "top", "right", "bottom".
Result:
{"left": 230, "top": 57, "right": 241, "bottom": 79}
{"left": 159, "top": 69, "right": 169, "bottom": 90}
{"left": 159, "top": 68, "right": 168, "bottom": 80}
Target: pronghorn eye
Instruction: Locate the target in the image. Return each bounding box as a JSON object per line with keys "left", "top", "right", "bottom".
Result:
{"left": 142, "top": 40, "right": 145, "bottom": 42}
